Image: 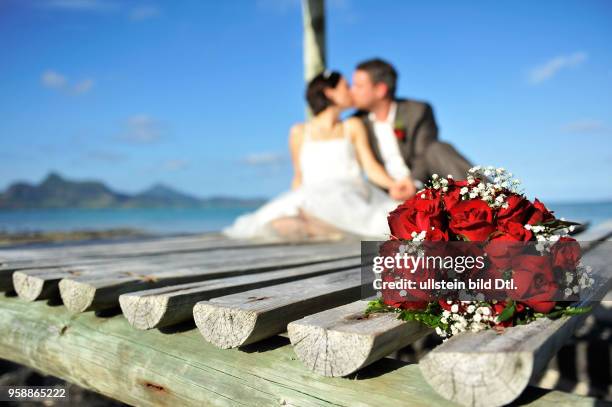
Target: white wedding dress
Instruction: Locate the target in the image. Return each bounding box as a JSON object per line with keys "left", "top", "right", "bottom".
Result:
{"left": 223, "top": 123, "right": 400, "bottom": 239}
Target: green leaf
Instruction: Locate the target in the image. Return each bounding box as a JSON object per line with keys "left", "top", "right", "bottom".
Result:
{"left": 497, "top": 301, "right": 516, "bottom": 322}
{"left": 564, "top": 305, "right": 592, "bottom": 315}
{"left": 364, "top": 298, "right": 394, "bottom": 315}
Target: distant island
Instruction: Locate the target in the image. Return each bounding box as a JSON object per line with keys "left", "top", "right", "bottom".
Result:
{"left": 0, "top": 172, "right": 266, "bottom": 209}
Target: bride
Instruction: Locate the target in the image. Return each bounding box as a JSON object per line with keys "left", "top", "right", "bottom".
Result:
{"left": 223, "top": 70, "right": 416, "bottom": 240}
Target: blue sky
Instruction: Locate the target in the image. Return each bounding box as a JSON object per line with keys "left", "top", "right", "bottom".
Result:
{"left": 0, "top": 0, "right": 611, "bottom": 202}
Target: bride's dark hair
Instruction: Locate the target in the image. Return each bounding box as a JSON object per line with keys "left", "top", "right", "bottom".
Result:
{"left": 306, "top": 70, "right": 342, "bottom": 115}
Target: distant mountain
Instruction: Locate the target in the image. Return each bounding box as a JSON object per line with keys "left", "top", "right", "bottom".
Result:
{"left": 131, "top": 183, "right": 203, "bottom": 207}
{"left": 0, "top": 172, "right": 265, "bottom": 209}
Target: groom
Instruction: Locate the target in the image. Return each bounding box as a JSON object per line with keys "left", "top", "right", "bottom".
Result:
{"left": 351, "top": 58, "right": 472, "bottom": 198}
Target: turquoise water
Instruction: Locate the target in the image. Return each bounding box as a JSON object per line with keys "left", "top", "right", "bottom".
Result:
{"left": 0, "top": 202, "right": 610, "bottom": 234}
{"left": 0, "top": 207, "right": 259, "bottom": 234}
{"left": 547, "top": 201, "right": 612, "bottom": 228}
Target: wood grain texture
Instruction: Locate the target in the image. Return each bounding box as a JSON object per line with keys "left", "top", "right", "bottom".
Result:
{"left": 60, "top": 243, "right": 360, "bottom": 312}
{"left": 0, "top": 295, "right": 596, "bottom": 407}
{"left": 288, "top": 301, "right": 432, "bottom": 377}
{"left": 0, "top": 233, "right": 285, "bottom": 291}
{"left": 193, "top": 269, "right": 363, "bottom": 348}
{"left": 120, "top": 258, "right": 360, "bottom": 330}
{"left": 11, "top": 242, "right": 352, "bottom": 302}
{"left": 419, "top": 243, "right": 612, "bottom": 407}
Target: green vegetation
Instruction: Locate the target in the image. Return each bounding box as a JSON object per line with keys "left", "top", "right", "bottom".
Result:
{"left": 0, "top": 172, "right": 265, "bottom": 209}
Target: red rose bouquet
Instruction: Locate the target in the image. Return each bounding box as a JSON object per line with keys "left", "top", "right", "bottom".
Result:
{"left": 366, "top": 166, "right": 595, "bottom": 338}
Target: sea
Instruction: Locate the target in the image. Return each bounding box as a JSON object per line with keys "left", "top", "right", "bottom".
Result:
{"left": 0, "top": 202, "right": 611, "bottom": 235}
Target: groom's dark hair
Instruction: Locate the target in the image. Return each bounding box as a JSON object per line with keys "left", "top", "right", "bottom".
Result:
{"left": 356, "top": 58, "right": 397, "bottom": 99}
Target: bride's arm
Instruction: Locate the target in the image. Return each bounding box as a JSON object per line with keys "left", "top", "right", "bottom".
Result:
{"left": 347, "top": 118, "right": 396, "bottom": 190}
{"left": 289, "top": 124, "right": 304, "bottom": 189}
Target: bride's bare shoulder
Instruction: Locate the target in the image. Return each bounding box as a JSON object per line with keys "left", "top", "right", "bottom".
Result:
{"left": 289, "top": 123, "right": 305, "bottom": 136}
{"left": 289, "top": 123, "right": 306, "bottom": 145}
{"left": 344, "top": 117, "right": 367, "bottom": 137}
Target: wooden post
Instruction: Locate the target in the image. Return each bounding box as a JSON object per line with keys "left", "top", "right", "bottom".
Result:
{"left": 302, "top": 0, "right": 326, "bottom": 117}
{"left": 0, "top": 295, "right": 594, "bottom": 406}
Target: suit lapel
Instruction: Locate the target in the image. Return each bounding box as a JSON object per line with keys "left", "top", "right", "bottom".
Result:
{"left": 394, "top": 100, "right": 412, "bottom": 162}
{"left": 363, "top": 116, "right": 384, "bottom": 165}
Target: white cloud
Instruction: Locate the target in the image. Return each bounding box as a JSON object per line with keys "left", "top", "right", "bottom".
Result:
{"left": 528, "top": 52, "right": 587, "bottom": 84}
{"left": 561, "top": 119, "right": 609, "bottom": 134}
{"left": 41, "top": 70, "right": 94, "bottom": 95}
{"left": 86, "top": 150, "right": 127, "bottom": 162}
{"left": 161, "top": 159, "right": 189, "bottom": 171}
{"left": 130, "top": 5, "right": 160, "bottom": 21}
{"left": 241, "top": 152, "right": 287, "bottom": 166}
{"left": 119, "top": 114, "right": 164, "bottom": 144}
{"left": 41, "top": 70, "right": 67, "bottom": 89}
{"left": 41, "top": 0, "right": 160, "bottom": 21}
{"left": 73, "top": 78, "right": 94, "bottom": 94}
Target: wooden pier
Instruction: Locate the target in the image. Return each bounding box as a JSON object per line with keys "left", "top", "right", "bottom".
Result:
{"left": 0, "top": 227, "right": 610, "bottom": 406}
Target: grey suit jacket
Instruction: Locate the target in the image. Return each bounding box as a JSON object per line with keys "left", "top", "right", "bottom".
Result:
{"left": 355, "top": 98, "right": 438, "bottom": 174}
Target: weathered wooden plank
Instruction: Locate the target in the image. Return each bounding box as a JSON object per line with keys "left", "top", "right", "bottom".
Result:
{"left": 0, "top": 295, "right": 597, "bottom": 407}
{"left": 0, "top": 233, "right": 236, "bottom": 262}
{"left": 282, "top": 228, "right": 608, "bottom": 376}
{"left": 287, "top": 300, "right": 432, "bottom": 377}
{"left": 60, "top": 243, "right": 360, "bottom": 312}
{"left": 120, "top": 259, "right": 361, "bottom": 330}
{"left": 10, "top": 247, "right": 295, "bottom": 300}
{"left": 9, "top": 250, "right": 283, "bottom": 301}
{"left": 1, "top": 235, "right": 280, "bottom": 291}
{"left": 193, "top": 269, "right": 365, "bottom": 348}
{"left": 9, "top": 242, "right": 358, "bottom": 300}
{"left": 575, "top": 220, "right": 612, "bottom": 245}
{"left": 419, "top": 243, "right": 612, "bottom": 407}
{"left": 0, "top": 233, "right": 298, "bottom": 280}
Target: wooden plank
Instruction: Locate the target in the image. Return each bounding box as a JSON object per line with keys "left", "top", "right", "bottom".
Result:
{"left": 0, "top": 295, "right": 597, "bottom": 407}
{"left": 120, "top": 259, "right": 361, "bottom": 330}
{"left": 419, "top": 243, "right": 612, "bottom": 407}
{"left": 0, "top": 233, "right": 243, "bottom": 261}
{"left": 578, "top": 220, "right": 612, "bottom": 251}
{"left": 283, "top": 224, "right": 612, "bottom": 380}
{"left": 0, "top": 234, "right": 288, "bottom": 273}
{"left": 0, "top": 235, "right": 285, "bottom": 291}
{"left": 10, "top": 247, "right": 302, "bottom": 300}
{"left": 192, "top": 268, "right": 364, "bottom": 348}
{"left": 287, "top": 300, "right": 431, "bottom": 377}
{"left": 9, "top": 242, "right": 359, "bottom": 301}
{"left": 59, "top": 243, "right": 360, "bottom": 313}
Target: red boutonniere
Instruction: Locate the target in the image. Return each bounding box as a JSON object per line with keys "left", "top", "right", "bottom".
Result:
{"left": 393, "top": 119, "right": 406, "bottom": 141}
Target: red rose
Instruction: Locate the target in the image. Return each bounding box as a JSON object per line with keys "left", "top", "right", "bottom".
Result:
{"left": 511, "top": 255, "right": 557, "bottom": 313}
{"left": 380, "top": 265, "right": 430, "bottom": 311}
{"left": 498, "top": 221, "right": 533, "bottom": 241}
{"left": 394, "top": 128, "right": 406, "bottom": 140}
{"left": 442, "top": 179, "right": 469, "bottom": 211}
{"left": 426, "top": 227, "right": 449, "bottom": 241}
{"left": 449, "top": 199, "right": 495, "bottom": 241}
{"left": 388, "top": 189, "right": 447, "bottom": 239}
{"left": 379, "top": 240, "right": 431, "bottom": 310}
{"left": 388, "top": 199, "right": 420, "bottom": 239}
{"left": 492, "top": 301, "right": 526, "bottom": 327}
{"left": 526, "top": 199, "right": 555, "bottom": 225}
{"left": 497, "top": 195, "right": 533, "bottom": 227}
{"left": 485, "top": 226, "right": 530, "bottom": 270}
{"left": 550, "top": 236, "right": 581, "bottom": 270}
{"left": 413, "top": 188, "right": 447, "bottom": 230}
